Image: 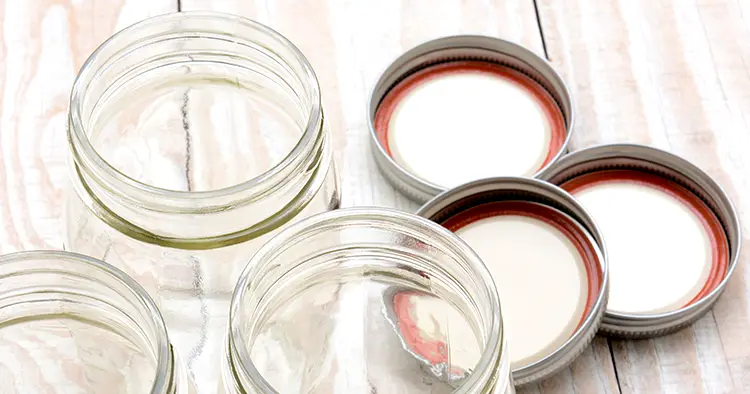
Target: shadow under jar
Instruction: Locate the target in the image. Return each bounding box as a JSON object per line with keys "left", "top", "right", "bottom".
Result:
{"left": 0, "top": 251, "right": 190, "bottom": 394}
{"left": 223, "top": 208, "right": 514, "bottom": 394}
{"left": 65, "top": 12, "right": 340, "bottom": 392}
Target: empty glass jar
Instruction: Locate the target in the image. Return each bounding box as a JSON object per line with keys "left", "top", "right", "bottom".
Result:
{"left": 0, "top": 251, "right": 190, "bottom": 393}
{"left": 65, "top": 12, "right": 340, "bottom": 391}
{"left": 223, "top": 208, "right": 514, "bottom": 393}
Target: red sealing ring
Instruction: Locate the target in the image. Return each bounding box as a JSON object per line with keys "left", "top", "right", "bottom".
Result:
{"left": 391, "top": 201, "right": 603, "bottom": 370}
{"left": 374, "top": 61, "right": 567, "bottom": 173}
{"left": 560, "top": 169, "right": 729, "bottom": 309}
{"left": 440, "top": 200, "right": 603, "bottom": 331}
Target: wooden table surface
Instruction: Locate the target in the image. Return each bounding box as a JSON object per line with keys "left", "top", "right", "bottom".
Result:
{"left": 1, "top": 0, "right": 748, "bottom": 393}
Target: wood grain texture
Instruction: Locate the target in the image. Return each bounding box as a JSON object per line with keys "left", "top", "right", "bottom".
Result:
{"left": 3, "top": 0, "right": 748, "bottom": 393}
{"left": 178, "top": 1, "right": 618, "bottom": 393}
{"left": 540, "top": 0, "right": 750, "bottom": 392}
{"left": 0, "top": 0, "right": 176, "bottom": 254}
{"left": 0, "top": 1, "right": 177, "bottom": 393}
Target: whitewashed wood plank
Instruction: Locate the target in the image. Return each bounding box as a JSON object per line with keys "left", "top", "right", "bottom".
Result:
{"left": 541, "top": 0, "right": 750, "bottom": 392}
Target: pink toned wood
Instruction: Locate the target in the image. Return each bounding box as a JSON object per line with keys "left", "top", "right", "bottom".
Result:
{"left": 0, "top": 2, "right": 177, "bottom": 391}
{"left": 540, "top": 0, "right": 750, "bottom": 392}
{"left": 178, "top": 1, "right": 618, "bottom": 393}
{"left": 0, "top": 0, "right": 176, "bottom": 254}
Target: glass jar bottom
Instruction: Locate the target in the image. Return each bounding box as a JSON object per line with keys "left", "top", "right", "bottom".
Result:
{"left": 247, "top": 252, "right": 483, "bottom": 393}
{"left": 91, "top": 72, "right": 303, "bottom": 193}
{"left": 0, "top": 314, "right": 156, "bottom": 393}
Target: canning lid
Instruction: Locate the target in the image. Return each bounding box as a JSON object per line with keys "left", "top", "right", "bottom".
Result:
{"left": 368, "top": 35, "right": 574, "bottom": 202}
{"left": 539, "top": 144, "right": 741, "bottom": 337}
{"left": 417, "top": 177, "right": 608, "bottom": 385}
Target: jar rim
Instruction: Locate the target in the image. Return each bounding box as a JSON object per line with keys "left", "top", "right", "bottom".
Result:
{"left": 68, "top": 11, "right": 323, "bottom": 207}
{"left": 227, "top": 207, "right": 507, "bottom": 393}
{"left": 0, "top": 250, "right": 174, "bottom": 394}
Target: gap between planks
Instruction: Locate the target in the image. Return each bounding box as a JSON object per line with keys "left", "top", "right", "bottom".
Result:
{"left": 529, "top": 3, "right": 623, "bottom": 393}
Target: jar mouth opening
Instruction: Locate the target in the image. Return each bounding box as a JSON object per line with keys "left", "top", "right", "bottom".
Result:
{"left": 0, "top": 251, "right": 174, "bottom": 393}
{"left": 226, "top": 208, "right": 507, "bottom": 393}
{"left": 68, "top": 12, "right": 322, "bottom": 206}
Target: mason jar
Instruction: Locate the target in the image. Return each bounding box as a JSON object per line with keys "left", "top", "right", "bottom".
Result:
{"left": 222, "top": 208, "right": 514, "bottom": 394}
{"left": 0, "top": 251, "right": 191, "bottom": 393}
{"left": 65, "top": 12, "right": 340, "bottom": 391}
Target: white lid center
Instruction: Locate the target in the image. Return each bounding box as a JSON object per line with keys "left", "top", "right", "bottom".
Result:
{"left": 387, "top": 71, "right": 553, "bottom": 188}
{"left": 574, "top": 182, "right": 713, "bottom": 314}
{"left": 454, "top": 214, "right": 588, "bottom": 368}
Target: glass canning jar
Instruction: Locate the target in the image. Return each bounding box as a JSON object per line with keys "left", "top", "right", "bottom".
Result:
{"left": 65, "top": 12, "right": 340, "bottom": 391}
{"left": 222, "top": 208, "right": 514, "bottom": 394}
{"left": 0, "top": 251, "right": 190, "bottom": 393}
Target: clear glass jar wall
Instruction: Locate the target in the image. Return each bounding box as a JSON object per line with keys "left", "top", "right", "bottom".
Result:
{"left": 65, "top": 12, "right": 340, "bottom": 391}
{"left": 0, "top": 251, "right": 190, "bottom": 394}
{"left": 223, "top": 208, "right": 514, "bottom": 394}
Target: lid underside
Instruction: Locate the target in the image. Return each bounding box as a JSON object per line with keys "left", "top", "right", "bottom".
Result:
{"left": 416, "top": 177, "right": 608, "bottom": 386}
{"left": 374, "top": 61, "right": 566, "bottom": 190}
{"left": 539, "top": 144, "right": 740, "bottom": 338}
{"left": 562, "top": 169, "right": 728, "bottom": 317}
{"left": 440, "top": 200, "right": 601, "bottom": 371}
{"left": 369, "top": 36, "right": 574, "bottom": 203}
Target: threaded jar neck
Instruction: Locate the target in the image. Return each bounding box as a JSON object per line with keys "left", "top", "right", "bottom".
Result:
{"left": 67, "top": 12, "right": 330, "bottom": 246}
